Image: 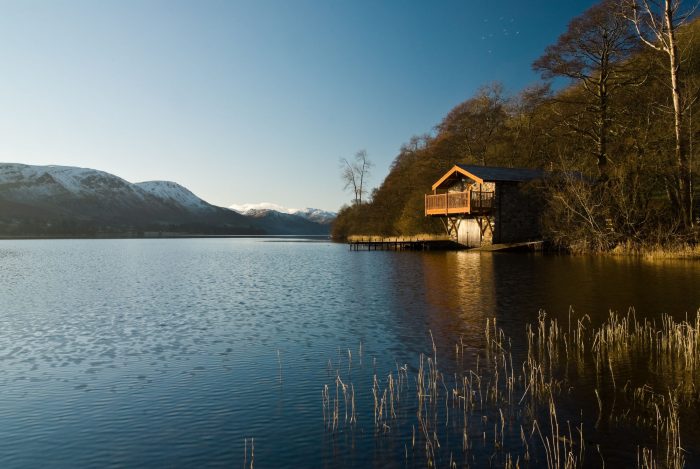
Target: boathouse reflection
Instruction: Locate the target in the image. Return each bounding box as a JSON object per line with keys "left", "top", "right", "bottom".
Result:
{"left": 417, "top": 252, "right": 496, "bottom": 348}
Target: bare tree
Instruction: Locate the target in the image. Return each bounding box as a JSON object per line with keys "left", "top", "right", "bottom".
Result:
{"left": 533, "top": 0, "right": 640, "bottom": 178}
{"left": 625, "top": 0, "right": 697, "bottom": 227}
{"left": 340, "top": 150, "right": 373, "bottom": 205}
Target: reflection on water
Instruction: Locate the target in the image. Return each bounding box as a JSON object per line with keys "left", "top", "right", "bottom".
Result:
{"left": 416, "top": 251, "right": 700, "bottom": 350}
{"left": 0, "top": 240, "right": 698, "bottom": 467}
{"left": 422, "top": 251, "right": 496, "bottom": 317}
{"left": 421, "top": 251, "right": 700, "bottom": 322}
{"left": 418, "top": 252, "right": 495, "bottom": 355}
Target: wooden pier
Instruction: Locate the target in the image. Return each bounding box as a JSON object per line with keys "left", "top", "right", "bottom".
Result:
{"left": 472, "top": 241, "right": 544, "bottom": 252}
{"left": 347, "top": 235, "right": 543, "bottom": 252}
{"left": 347, "top": 235, "right": 463, "bottom": 251}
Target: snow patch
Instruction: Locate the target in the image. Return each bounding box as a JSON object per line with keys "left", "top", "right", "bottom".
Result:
{"left": 136, "top": 180, "right": 213, "bottom": 212}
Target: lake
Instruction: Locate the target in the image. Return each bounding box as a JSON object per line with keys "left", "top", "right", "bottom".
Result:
{"left": 0, "top": 239, "right": 699, "bottom": 468}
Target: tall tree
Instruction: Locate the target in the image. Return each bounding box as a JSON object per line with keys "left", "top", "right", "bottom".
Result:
{"left": 503, "top": 83, "right": 555, "bottom": 168}
{"left": 533, "top": 0, "right": 640, "bottom": 178}
{"left": 438, "top": 83, "right": 508, "bottom": 166}
{"left": 625, "top": 0, "right": 696, "bottom": 226}
{"left": 340, "top": 150, "right": 373, "bottom": 205}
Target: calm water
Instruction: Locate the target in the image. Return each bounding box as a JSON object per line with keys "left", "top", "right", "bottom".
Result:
{"left": 0, "top": 239, "right": 699, "bottom": 468}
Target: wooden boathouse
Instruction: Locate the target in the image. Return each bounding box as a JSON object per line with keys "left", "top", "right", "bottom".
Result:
{"left": 425, "top": 164, "right": 545, "bottom": 247}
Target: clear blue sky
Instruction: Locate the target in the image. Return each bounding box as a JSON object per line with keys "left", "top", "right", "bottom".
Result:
{"left": 0, "top": 0, "right": 598, "bottom": 211}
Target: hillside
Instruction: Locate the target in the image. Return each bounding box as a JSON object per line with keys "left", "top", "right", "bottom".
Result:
{"left": 0, "top": 163, "right": 330, "bottom": 237}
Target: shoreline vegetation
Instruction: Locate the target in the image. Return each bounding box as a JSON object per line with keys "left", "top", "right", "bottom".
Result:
{"left": 321, "top": 309, "right": 700, "bottom": 467}
{"left": 332, "top": 1, "right": 700, "bottom": 254}
{"left": 344, "top": 233, "right": 700, "bottom": 258}
{"left": 1, "top": 233, "right": 696, "bottom": 259}
{"left": 614, "top": 243, "right": 700, "bottom": 259}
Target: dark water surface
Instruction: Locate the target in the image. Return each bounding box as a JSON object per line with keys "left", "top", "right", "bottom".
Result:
{"left": 0, "top": 239, "right": 699, "bottom": 468}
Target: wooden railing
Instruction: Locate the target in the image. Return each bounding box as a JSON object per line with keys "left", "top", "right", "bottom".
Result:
{"left": 471, "top": 190, "right": 494, "bottom": 212}
{"left": 425, "top": 190, "right": 494, "bottom": 216}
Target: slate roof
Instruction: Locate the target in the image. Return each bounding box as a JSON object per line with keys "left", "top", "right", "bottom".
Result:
{"left": 455, "top": 164, "right": 546, "bottom": 182}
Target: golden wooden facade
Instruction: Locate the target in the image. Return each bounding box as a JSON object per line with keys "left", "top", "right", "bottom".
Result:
{"left": 424, "top": 164, "right": 500, "bottom": 217}
{"left": 424, "top": 190, "right": 494, "bottom": 216}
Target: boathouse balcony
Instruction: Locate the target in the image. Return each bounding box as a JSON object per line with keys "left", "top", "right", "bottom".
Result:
{"left": 424, "top": 190, "right": 494, "bottom": 216}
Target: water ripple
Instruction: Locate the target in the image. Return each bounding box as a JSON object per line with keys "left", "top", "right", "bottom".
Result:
{"left": 0, "top": 239, "right": 698, "bottom": 467}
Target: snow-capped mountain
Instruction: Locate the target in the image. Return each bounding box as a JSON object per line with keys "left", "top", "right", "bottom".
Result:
{"left": 232, "top": 207, "right": 332, "bottom": 235}
{"left": 0, "top": 163, "right": 145, "bottom": 202}
{"left": 0, "top": 163, "right": 331, "bottom": 236}
{"left": 229, "top": 202, "right": 296, "bottom": 214}
{"left": 230, "top": 202, "right": 336, "bottom": 224}
{"left": 293, "top": 208, "right": 336, "bottom": 225}
{"left": 0, "top": 163, "right": 218, "bottom": 220}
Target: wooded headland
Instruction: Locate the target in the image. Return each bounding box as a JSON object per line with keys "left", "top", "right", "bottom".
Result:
{"left": 333, "top": 1, "right": 700, "bottom": 255}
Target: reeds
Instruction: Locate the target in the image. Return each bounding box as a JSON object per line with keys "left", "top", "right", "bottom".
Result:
{"left": 320, "top": 309, "right": 700, "bottom": 468}
{"left": 322, "top": 375, "right": 356, "bottom": 432}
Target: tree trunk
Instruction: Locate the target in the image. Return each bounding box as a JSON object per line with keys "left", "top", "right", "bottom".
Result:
{"left": 598, "top": 35, "right": 610, "bottom": 179}
{"left": 665, "top": 0, "right": 693, "bottom": 227}
{"left": 598, "top": 75, "right": 609, "bottom": 179}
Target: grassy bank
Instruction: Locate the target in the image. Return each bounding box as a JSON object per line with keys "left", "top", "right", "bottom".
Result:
{"left": 609, "top": 242, "right": 700, "bottom": 259}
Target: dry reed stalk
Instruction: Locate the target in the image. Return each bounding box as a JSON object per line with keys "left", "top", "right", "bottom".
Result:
{"left": 350, "top": 383, "right": 356, "bottom": 425}
{"left": 638, "top": 446, "right": 657, "bottom": 469}
{"left": 243, "top": 437, "right": 254, "bottom": 469}
{"left": 277, "top": 349, "right": 282, "bottom": 383}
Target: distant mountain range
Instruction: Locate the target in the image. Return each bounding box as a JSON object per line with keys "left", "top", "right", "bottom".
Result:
{"left": 0, "top": 163, "right": 335, "bottom": 237}
{"left": 229, "top": 202, "right": 337, "bottom": 224}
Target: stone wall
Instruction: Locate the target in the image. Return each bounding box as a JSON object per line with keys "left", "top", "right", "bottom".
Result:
{"left": 493, "top": 182, "right": 543, "bottom": 243}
